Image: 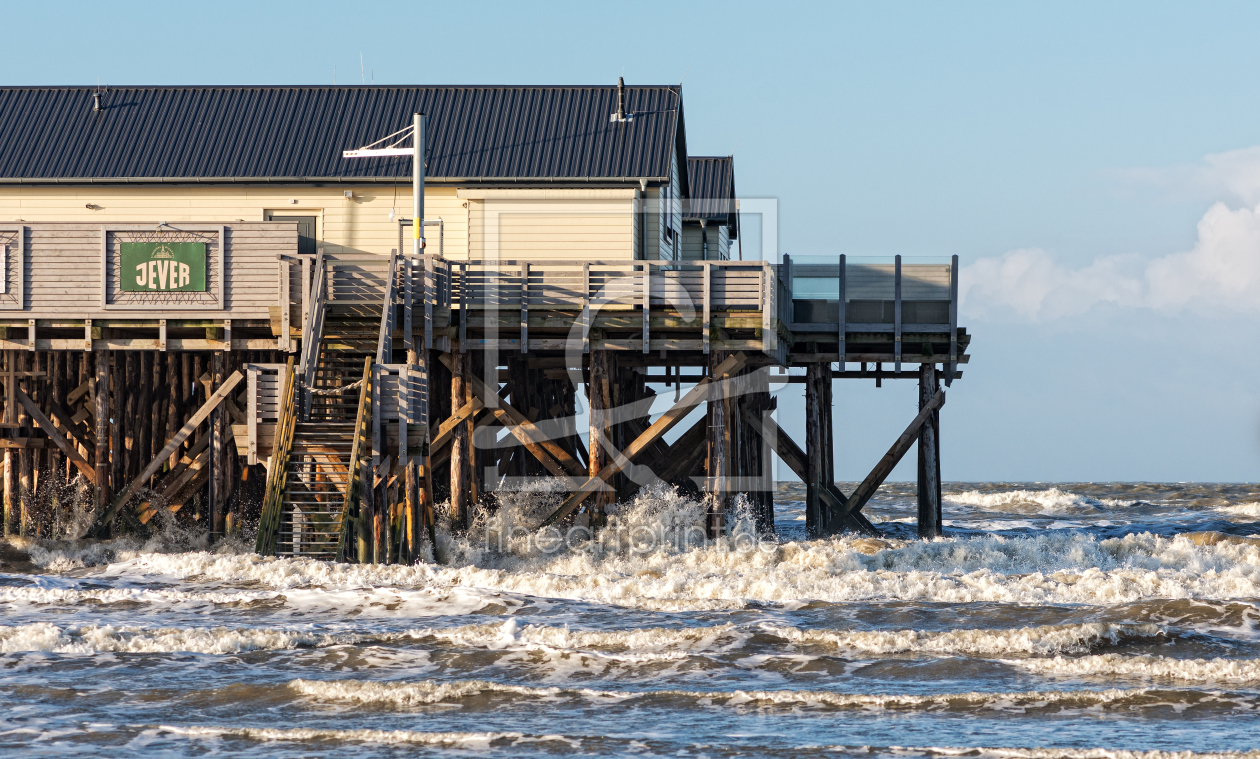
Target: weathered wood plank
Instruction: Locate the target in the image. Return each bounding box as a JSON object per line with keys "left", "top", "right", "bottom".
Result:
{"left": 15, "top": 389, "right": 96, "bottom": 484}
{"left": 101, "top": 370, "right": 245, "bottom": 525}
{"left": 540, "top": 352, "right": 748, "bottom": 526}
{"left": 835, "top": 388, "right": 946, "bottom": 523}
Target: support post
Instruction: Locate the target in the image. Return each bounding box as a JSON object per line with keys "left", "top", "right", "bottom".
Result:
{"left": 894, "top": 254, "right": 902, "bottom": 372}
{"left": 2, "top": 351, "right": 13, "bottom": 536}
{"left": 804, "top": 362, "right": 824, "bottom": 537}
{"left": 209, "top": 351, "right": 226, "bottom": 540}
{"left": 588, "top": 350, "right": 613, "bottom": 527}
{"left": 705, "top": 350, "right": 728, "bottom": 537}
{"left": 413, "top": 112, "right": 426, "bottom": 255}
{"left": 917, "top": 363, "right": 942, "bottom": 539}
{"left": 94, "top": 348, "right": 109, "bottom": 521}
{"left": 449, "top": 350, "right": 470, "bottom": 529}
{"left": 18, "top": 352, "right": 31, "bottom": 536}
{"left": 837, "top": 254, "right": 846, "bottom": 366}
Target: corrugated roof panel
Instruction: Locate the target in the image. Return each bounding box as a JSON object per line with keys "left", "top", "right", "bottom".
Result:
{"left": 686, "top": 156, "right": 736, "bottom": 229}
{"left": 0, "top": 85, "right": 685, "bottom": 181}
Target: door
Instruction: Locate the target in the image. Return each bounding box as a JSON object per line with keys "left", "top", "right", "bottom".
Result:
{"left": 266, "top": 214, "right": 318, "bottom": 256}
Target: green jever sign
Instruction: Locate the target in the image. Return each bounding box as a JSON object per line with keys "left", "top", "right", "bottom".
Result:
{"left": 120, "top": 242, "right": 207, "bottom": 292}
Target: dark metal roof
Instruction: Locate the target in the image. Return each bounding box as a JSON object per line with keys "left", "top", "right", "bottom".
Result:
{"left": 685, "top": 156, "right": 737, "bottom": 238}
{"left": 0, "top": 86, "right": 688, "bottom": 185}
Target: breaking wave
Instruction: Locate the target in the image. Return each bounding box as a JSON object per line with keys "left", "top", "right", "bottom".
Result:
{"left": 763, "top": 621, "right": 1168, "bottom": 656}
{"left": 945, "top": 488, "right": 1136, "bottom": 514}
{"left": 1005, "top": 653, "right": 1260, "bottom": 683}
{"left": 0, "top": 618, "right": 1174, "bottom": 660}
{"left": 288, "top": 677, "right": 1260, "bottom": 714}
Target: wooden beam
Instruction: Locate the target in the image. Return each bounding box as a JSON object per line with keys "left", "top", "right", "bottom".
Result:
{"left": 99, "top": 369, "right": 245, "bottom": 525}
{"left": 138, "top": 447, "right": 209, "bottom": 523}
{"left": 740, "top": 407, "right": 878, "bottom": 536}
{"left": 771, "top": 370, "right": 963, "bottom": 382}
{"left": 46, "top": 399, "right": 94, "bottom": 457}
{"left": 834, "top": 388, "right": 946, "bottom": 523}
{"left": 438, "top": 353, "right": 584, "bottom": 478}
{"left": 153, "top": 433, "right": 210, "bottom": 494}
{"left": 917, "top": 363, "right": 942, "bottom": 539}
{"left": 540, "top": 351, "right": 748, "bottom": 527}
{"left": 15, "top": 389, "right": 96, "bottom": 485}
{"left": 647, "top": 416, "right": 708, "bottom": 484}
{"left": 0, "top": 438, "right": 47, "bottom": 449}
{"left": 67, "top": 378, "right": 91, "bottom": 404}
{"left": 429, "top": 398, "right": 484, "bottom": 453}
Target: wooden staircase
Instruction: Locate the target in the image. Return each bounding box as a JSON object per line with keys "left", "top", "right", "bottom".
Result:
{"left": 256, "top": 253, "right": 432, "bottom": 563}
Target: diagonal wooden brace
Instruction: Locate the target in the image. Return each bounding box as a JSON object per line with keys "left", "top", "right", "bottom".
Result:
{"left": 539, "top": 351, "right": 749, "bottom": 527}
{"left": 98, "top": 370, "right": 245, "bottom": 527}
{"left": 438, "top": 353, "right": 585, "bottom": 478}
{"left": 740, "top": 406, "right": 878, "bottom": 537}
{"left": 430, "top": 397, "right": 484, "bottom": 454}
{"left": 16, "top": 389, "right": 96, "bottom": 485}
{"left": 833, "top": 387, "right": 945, "bottom": 524}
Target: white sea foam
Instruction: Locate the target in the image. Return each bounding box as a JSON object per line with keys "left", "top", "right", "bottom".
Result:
{"left": 289, "top": 677, "right": 1252, "bottom": 713}
{"left": 15, "top": 487, "right": 1260, "bottom": 611}
{"left": 763, "top": 622, "right": 1167, "bottom": 656}
{"left": 18, "top": 521, "right": 1260, "bottom": 611}
{"left": 0, "top": 622, "right": 381, "bottom": 655}
{"left": 876, "top": 748, "right": 1260, "bottom": 759}
{"left": 945, "top": 488, "right": 1134, "bottom": 515}
{"left": 0, "top": 618, "right": 1176, "bottom": 662}
{"left": 0, "top": 618, "right": 745, "bottom": 662}
{"left": 153, "top": 724, "right": 538, "bottom": 748}
{"left": 426, "top": 618, "right": 745, "bottom": 660}
{"left": 1005, "top": 653, "right": 1260, "bottom": 683}
{"left": 1219, "top": 502, "right": 1260, "bottom": 519}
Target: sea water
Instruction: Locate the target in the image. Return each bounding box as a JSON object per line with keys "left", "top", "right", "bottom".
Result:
{"left": 2, "top": 481, "right": 1260, "bottom": 758}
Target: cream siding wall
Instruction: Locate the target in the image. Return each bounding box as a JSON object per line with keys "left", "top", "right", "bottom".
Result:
{"left": 680, "top": 225, "right": 704, "bottom": 261}
{"left": 642, "top": 188, "right": 661, "bottom": 260}
{"left": 0, "top": 185, "right": 468, "bottom": 260}
{"left": 458, "top": 189, "right": 637, "bottom": 262}
{"left": 680, "top": 223, "right": 732, "bottom": 261}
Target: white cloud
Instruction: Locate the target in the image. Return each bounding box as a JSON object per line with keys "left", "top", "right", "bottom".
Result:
{"left": 962, "top": 149, "right": 1260, "bottom": 320}
{"left": 1117, "top": 146, "right": 1260, "bottom": 206}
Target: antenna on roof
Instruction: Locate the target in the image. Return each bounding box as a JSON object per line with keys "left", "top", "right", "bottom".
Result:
{"left": 360, "top": 53, "right": 365, "bottom": 85}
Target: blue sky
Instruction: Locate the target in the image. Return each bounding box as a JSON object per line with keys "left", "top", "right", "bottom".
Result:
{"left": 8, "top": 1, "right": 1260, "bottom": 481}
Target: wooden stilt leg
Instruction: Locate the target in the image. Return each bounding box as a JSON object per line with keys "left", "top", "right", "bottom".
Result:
{"left": 3, "top": 351, "right": 12, "bottom": 537}
{"left": 18, "top": 352, "right": 31, "bottom": 537}
{"left": 166, "top": 354, "right": 180, "bottom": 470}
{"left": 210, "top": 351, "right": 226, "bottom": 540}
{"left": 449, "top": 351, "right": 470, "bottom": 530}
{"left": 705, "top": 351, "right": 730, "bottom": 538}
{"left": 804, "top": 362, "right": 823, "bottom": 538}
{"left": 588, "top": 350, "right": 611, "bottom": 528}
{"left": 137, "top": 352, "right": 151, "bottom": 490}
{"left": 94, "top": 348, "right": 110, "bottom": 524}
{"left": 917, "top": 363, "right": 942, "bottom": 539}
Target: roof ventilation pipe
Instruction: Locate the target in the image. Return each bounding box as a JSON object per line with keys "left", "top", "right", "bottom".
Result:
{"left": 611, "top": 77, "right": 632, "bottom": 123}
{"left": 92, "top": 91, "right": 102, "bottom": 113}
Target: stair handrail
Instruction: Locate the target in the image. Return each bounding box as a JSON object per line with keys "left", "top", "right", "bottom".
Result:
{"left": 298, "top": 251, "right": 328, "bottom": 419}
{"left": 254, "top": 356, "right": 297, "bottom": 556}
{"left": 336, "top": 356, "right": 374, "bottom": 562}
{"left": 375, "top": 250, "right": 400, "bottom": 364}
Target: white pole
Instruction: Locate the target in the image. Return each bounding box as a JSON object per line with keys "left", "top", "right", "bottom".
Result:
{"left": 413, "top": 113, "right": 426, "bottom": 254}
